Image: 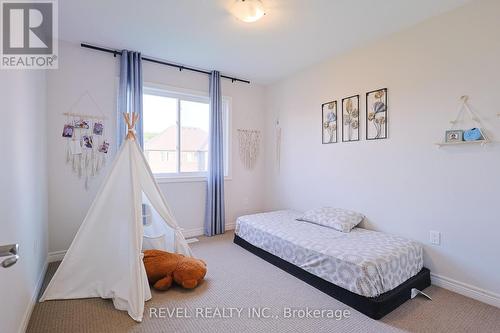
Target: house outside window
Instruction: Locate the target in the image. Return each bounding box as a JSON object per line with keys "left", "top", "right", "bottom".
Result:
{"left": 143, "top": 84, "right": 230, "bottom": 181}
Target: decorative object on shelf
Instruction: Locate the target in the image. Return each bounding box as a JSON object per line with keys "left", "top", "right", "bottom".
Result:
{"left": 445, "top": 130, "right": 463, "bottom": 143}
{"left": 237, "top": 129, "right": 261, "bottom": 170}
{"left": 322, "top": 100, "right": 338, "bottom": 144}
{"left": 463, "top": 128, "right": 483, "bottom": 141}
{"left": 366, "top": 88, "right": 388, "bottom": 140}
{"left": 342, "top": 95, "right": 360, "bottom": 142}
{"left": 435, "top": 96, "right": 492, "bottom": 147}
{"left": 62, "top": 90, "right": 109, "bottom": 189}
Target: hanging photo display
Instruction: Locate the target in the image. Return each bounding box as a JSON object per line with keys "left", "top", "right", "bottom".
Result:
{"left": 61, "top": 115, "right": 109, "bottom": 189}
{"left": 61, "top": 90, "right": 110, "bottom": 189}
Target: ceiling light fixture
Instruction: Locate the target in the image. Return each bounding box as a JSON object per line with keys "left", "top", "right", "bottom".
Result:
{"left": 231, "top": 0, "right": 265, "bottom": 23}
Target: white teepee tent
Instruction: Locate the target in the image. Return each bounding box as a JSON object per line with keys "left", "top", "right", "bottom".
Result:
{"left": 40, "top": 113, "right": 192, "bottom": 322}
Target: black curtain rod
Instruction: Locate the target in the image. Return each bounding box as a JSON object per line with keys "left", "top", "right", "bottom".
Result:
{"left": 80, "top": 43, "right": 250, "bottom": 84}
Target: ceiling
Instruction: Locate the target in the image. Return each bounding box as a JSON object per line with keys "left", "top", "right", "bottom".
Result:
{"left": 59, "top": 0, "right": 471, "bottom": 84}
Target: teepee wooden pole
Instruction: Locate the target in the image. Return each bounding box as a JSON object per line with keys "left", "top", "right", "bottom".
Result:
{"left": 123, "top": 112, "right": 139, "bottom": 140}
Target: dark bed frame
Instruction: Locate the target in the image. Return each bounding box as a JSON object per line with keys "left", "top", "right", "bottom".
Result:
{"left": 234, "top": 235, "right": 431, "bottom": 320}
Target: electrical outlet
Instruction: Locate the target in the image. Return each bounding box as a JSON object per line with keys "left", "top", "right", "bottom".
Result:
{"left": 429, "top": 230, "right": 441, "bottom": 245}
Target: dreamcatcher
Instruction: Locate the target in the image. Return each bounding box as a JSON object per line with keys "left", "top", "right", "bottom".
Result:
{"left": 61, "top": 91, "right": 110, "bottom": 190}
{"left": 237, "top": 129, "right": 261, "bottom": 170}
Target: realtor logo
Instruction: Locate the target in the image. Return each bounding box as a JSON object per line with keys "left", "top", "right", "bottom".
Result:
{"left": 1, "top": 0, "right": 58, "bottom": 69}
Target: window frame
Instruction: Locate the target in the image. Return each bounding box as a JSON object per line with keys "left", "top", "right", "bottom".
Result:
{"left": 143, "top": 83, "right": 232, "bottom": 183}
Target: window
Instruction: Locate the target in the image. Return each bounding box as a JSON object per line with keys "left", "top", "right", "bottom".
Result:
{"left": 160, "top": 151, "right": 168, "bottom": 161}
{"left": 143, "top": 85, "right": 230, "bottom": 179}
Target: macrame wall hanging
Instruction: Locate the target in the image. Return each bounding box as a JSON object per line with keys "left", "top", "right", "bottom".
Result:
{"left": 61, "top": 91, "right": 110, "bottom": 190}
{"left": 275, "top": 118, "right": 281, "bottom": 172}
{"left": 237, "top": 129, "right": 261, "bottom": 170}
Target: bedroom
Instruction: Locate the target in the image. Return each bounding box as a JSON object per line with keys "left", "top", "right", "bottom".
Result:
{"left": 0, "top": 0, "right": 499, "bottom": 332}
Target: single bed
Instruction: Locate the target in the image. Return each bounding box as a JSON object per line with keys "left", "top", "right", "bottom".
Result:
{"left": 234, "top": 210, "right": 430, "bottom": 319}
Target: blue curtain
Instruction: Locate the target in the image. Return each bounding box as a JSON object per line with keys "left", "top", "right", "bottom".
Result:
{"left": 117, "top": 50, "right": 143, "bottom": 148}
{"left": 204, "top": 71, "right": 225, "bottom": 236}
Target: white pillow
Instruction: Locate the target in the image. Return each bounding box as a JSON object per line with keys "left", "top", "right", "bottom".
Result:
{"left": 298, "top": 207, "right": 364, "bottom": 232}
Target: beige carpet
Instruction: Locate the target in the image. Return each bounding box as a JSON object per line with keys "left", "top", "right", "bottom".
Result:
{"left": 28, "top": 232, "right": 500, "bottom": 333}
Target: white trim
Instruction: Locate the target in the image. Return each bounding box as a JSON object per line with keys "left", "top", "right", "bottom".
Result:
{"left": 431, "top": 273, "right": 500, "bottom": 308}
{"left": 47, "top": 250, "right": 66, "bottom": 263}
{"left": 181, "top": 222, "right": 236, "bottom": 239}
{"left": 155, "top": 176, "right": 232, "bottom": 184}
{"left": 155, "top": 176, "right": 206, "bottom": 184}
{"left": 46, "top": 223, "right": 237, "bottom": 263}
{"left": 18, "top": 259, "right": 48, "bottom": 333}
{"left": 144, "top": 82, "right": 209, "bottom": 99}
{"left": 181, "top": 227, "right": 205, "bottom": 239}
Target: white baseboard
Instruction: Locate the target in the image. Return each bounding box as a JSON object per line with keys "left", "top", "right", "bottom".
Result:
{"left": 47, "top": 223, "right": 237, "bottom": 262}
{"left": 47, "top": 250, "right": 66, "bottom": 263}
{"left": 431, "top": 273, "right": 500, "bottom": 308}
{"left": 181, "top": 227, "right": 204, "bottom": 239}
{"left": 182, "top": 222, "right": 236, "bottom": 239}
{"left": 18, "top": 258, "right": 48, "bottom": 333}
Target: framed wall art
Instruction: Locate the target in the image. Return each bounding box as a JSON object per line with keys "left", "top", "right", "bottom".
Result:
{"left": 366, "top": 88, "right": 388, "bottom": 140}
{"left": 445, "top": 130, "right": 463, "bottom": 143}
{"left": 342, "top": 95, "right": 360, "bottom": 142}
{"left": 322, "top": 100, "right": 338, "bottom": 144}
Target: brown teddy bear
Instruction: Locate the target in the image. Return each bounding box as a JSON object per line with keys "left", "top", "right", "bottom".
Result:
{"left": 143, "top": 250, "right": 207, "bottom": 291}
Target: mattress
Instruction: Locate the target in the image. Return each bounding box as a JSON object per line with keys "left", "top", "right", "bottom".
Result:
{"left": 235, "top": 210, "right": 423, "bottom": 298}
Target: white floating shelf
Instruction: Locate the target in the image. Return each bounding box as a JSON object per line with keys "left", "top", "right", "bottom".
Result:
{"left": 434, "top": 140, "right": 492, "bottom": 147}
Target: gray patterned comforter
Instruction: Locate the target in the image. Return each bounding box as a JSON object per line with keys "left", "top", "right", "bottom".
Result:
{"left": 235, "top": 210, "right": 423, "bottom": 298}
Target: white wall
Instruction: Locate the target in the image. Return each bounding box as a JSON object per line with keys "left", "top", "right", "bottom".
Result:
{"left": 47, "top": 41, "right": 265, "bottom": 253}
{"left": 44, "top": 0, "right": 499, "bottom": 307}
{"left": 0, "top": 70, "right": 48, "bottom": 332}
{"left": 264, "top": 0, "right": 500, "bottom": 301}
